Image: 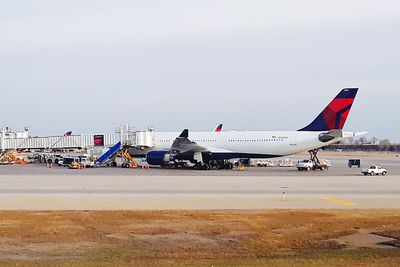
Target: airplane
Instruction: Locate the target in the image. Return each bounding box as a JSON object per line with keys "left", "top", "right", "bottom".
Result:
{"left": 142, "top": 88, "right": 365, "bottom": 170}
{"left": 127, "top": 124, "right": 224, "bottom": 156}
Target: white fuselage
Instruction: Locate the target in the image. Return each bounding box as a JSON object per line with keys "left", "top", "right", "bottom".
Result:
{"left": 147, "top": 130, "right": 338, "bottom": 158}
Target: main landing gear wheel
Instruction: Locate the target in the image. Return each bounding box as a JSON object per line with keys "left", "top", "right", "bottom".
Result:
{"left": 201, "top": 163, "right": 211, "bottom": 170}
{"left": 213, "top": 160, "right": 233, "bottom": 170}
{"left": 216, "top": 163, "right": 225, "bottom": 170}
{"left": 224, "top": 163, "right": 234, "bottom": 169}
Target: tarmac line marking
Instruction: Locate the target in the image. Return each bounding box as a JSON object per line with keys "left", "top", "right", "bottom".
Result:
{"left": 322, "top": 197, "right": 356, "bottom": 207}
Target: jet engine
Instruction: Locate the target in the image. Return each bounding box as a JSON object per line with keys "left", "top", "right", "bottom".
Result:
{"left": 146, "top": 150, "right": 174, "bottom": 166}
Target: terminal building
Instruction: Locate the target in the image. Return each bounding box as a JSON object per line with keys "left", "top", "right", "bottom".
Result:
{"left": 0, "top": 124, "right": 155, "bottom": 152}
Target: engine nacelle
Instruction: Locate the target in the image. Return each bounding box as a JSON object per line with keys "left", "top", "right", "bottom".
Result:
{"left": 146, "top": 150, "right": 174, "bottom": 166}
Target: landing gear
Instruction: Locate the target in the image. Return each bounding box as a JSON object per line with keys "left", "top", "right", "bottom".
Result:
{"left": 224, "top": 162, "right": 234, "bottom": 169}
{"left": 193, "top": 162, "right": 202, "bottom": 170}
{"left": 201, "top": 163, "right": 211, "bottom": 170}
{"left": 174, "top": 161, "right": 188, "bottom": 169}
{"left": 163, "top": 161, "right": 188, "bottom": 169}
{"left": 210, "top": 160, "right": 233, "bottom": 170}
{"left": 216, "top": 163, "right": 225, "bottom": 169}
{"left": 193, "top": 160, "right": 233, "bottom": 170}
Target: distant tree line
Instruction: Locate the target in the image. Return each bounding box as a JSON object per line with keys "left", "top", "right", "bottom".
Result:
{"left": 326, "top": 137, "right": 400, "bottom": 152}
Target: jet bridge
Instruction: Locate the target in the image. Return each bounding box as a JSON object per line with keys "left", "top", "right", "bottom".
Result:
{"left": 133, "top": 131, "right": 154, "bottom": 148}
{"left": 0, "top": 125, "right": 155, "bottom": 151}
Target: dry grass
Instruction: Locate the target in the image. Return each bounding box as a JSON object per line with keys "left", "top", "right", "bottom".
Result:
{"left": 0, "top": 210, "right": 399, "bottom": 266}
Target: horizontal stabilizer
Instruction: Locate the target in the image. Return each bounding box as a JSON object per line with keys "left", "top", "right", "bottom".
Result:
{"left": 343, "top": 131, "right": 368, "bottom": 139}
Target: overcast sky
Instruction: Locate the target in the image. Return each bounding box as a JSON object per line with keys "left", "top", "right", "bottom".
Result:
{"left": 1, "top": 0, "right": 399, "bottom": 141}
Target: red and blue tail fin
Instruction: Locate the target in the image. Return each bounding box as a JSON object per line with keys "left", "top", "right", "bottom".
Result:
{"left": 213, "top": 124, "right": 223, "bottom": 132}
{"left": 299, "top": 88, "right": 358, "bottom": 131}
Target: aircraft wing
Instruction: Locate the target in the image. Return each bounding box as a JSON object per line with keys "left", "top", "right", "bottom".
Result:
{"left": 170, "top": 129, "right": 209, "bottom": 155}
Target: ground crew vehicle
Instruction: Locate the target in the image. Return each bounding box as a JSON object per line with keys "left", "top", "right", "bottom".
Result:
{"left": 69, "top": 161, "right": 81, "bottom": 169}
{"left": 348, "top": 159, "right": 361, "bottom": 168}
{"left": 78, "top": 155, "right": 95, "bottom": 168}
{"left": 297, "top": 159, "right": 330, "bottom": 171}
{"left": 297, "top": 160, "right": 314, "bottom": 171}
{"left": 48, "top": 154, "right": 63, "bottom": 165}
{"left": 121, "top": 149, "right": 138, "bottom": 168}
{"left": 361, "top": 166, "right": 387, "bottom": 176}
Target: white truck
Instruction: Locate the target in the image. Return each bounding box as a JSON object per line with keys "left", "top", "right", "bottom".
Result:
{"left": 361, "top": 166, "right": 387, "bottom": 176}
{"left": 297, "top": 159, "right": 331, "bottom": 171}
{"left": 297, "top": 160, "right": 313, "bottom": 171}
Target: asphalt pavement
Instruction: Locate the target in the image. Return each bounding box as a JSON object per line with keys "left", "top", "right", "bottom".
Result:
{"left": 0, "top": 153, "right": 398, "bottom": 210}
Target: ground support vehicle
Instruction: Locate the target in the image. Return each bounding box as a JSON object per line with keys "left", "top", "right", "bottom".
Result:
{"left": 362, "top": 166, "right": 387, "bottom": 176}
{"left": 297, "top": 159, "right": 330, "bottom": 171}
{"left": 348, "top": 159, "right": 361, "bottom": 168}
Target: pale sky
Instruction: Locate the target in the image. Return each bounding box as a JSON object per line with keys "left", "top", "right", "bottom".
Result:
{"left": 1, "top": 0, "right": 399, "bottom": 141}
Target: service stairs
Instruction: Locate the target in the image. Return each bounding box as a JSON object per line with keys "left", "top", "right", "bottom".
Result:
{"left": 96, "top": 142, "right": 121, "bottom": 165}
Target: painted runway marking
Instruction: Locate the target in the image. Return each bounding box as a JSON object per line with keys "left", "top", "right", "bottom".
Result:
{"left": 322, "top": 197, "right": 356, "bottom": 207}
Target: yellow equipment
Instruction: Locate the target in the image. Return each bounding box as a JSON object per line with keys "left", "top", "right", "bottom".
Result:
{"left": 122, "top": 149, "right": 138, "bottom": 168}
{"left": 0, "top": 151, "right": 19, "bottom": 165}
{"left": 69, "top": 161, "right": 80, "bottom": 169}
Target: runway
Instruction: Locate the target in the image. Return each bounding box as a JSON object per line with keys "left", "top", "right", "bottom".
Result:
{"left": 0, "top": 173, "right": 399, "bottom": 210}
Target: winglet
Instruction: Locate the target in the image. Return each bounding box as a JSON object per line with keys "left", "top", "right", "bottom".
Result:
{"left": 179, "top": 129, "right": 189, "bottom": 138}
